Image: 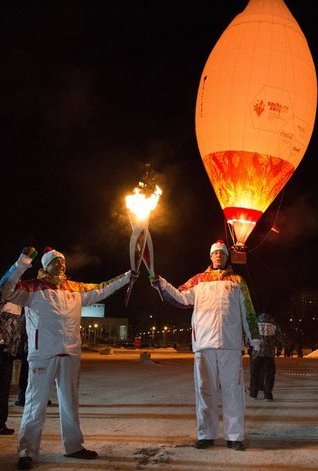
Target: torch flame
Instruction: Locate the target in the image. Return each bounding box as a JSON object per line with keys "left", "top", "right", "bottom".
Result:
{"left": 126, "top": 183, "right": 162, "bottom": 221}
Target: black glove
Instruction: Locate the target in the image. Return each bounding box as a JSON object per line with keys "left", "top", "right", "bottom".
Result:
{"left": 149, "top": 274, "right": 160, "bottom": 288}
{"left": 130, "top": 270, "right": 140, "bottom": 281}
{"left": 18, "top": 246, "right": 38, "bottom": 263}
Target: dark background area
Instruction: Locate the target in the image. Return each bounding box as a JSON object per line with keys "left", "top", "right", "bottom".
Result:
{"left": 1, "top": 1, "right": 317, "bottom": 335}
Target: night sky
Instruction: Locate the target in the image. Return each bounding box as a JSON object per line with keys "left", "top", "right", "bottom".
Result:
{"left": 1, "top": 1, "right": 317, "bottom": 327}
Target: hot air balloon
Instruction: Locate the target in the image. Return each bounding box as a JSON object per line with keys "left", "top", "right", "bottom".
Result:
{"left": 195, "top": 0, "right": 317, "bottom": 256}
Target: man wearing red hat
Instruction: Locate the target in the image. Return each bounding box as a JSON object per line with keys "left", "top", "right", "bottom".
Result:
{"left": 0, "top": 246, "right": 135, "bottom": 470}
{"left": 150, "top": 240, "right": 259, "bottom": 451}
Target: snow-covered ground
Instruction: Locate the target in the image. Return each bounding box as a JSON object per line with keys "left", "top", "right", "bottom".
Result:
{"left": 1, "top": 350, "right": 318, "bottom": 470}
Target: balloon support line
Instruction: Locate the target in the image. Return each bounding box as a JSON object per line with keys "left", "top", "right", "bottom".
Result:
{"left": 248, "top": 189, "right": 284, "bottom": 253}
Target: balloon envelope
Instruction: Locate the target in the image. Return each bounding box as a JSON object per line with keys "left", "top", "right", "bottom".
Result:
{"left": 195, "top": 0, "right": 317, "bottom": 245}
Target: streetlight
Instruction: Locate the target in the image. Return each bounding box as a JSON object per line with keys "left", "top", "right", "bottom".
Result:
{"left": 93, "top": 323, "right": 98, "bottom": 346}
{"left": 151, "top": 326, "right": 156, "bottom": 346}
{"left": 163, "top": 326, "right": 168, "bottom": 348}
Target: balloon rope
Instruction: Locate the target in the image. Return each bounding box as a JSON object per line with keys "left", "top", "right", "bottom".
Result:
{"left": 244, "top": 260, "right": 260, "bottom": 314}
{"left": 248, "top": 189, "right": 285, "bottom": 253}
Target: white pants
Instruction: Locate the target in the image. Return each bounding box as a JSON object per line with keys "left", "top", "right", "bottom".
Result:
{"left": 194, "top": 349, "right": 245, "bottom": 441}
{"left": 18, "top": 355, "right": 84, "bottom": 459}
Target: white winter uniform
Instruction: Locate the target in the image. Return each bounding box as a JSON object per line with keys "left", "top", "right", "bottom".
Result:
{"left": 158, "top": 268, "right": 255, "bottom": 442}
{"left": 1, "top": 255, "right": 131, "bottom": 459}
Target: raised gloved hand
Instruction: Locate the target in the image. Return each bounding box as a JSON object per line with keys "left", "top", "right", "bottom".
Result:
{"left": 149, "top": 274, "right": 160, "bottom": 288}
{"left": 17, "top": 246, "right": 38, "bottom": 265}
{"left": 0, "top": 247, "right": 37, "bottom": 288}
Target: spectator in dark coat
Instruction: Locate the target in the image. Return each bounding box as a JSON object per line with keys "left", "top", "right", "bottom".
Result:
{"left": 249, "top": 313, "right": 283, "bottom": 401}
{"left": 0, "top": 301, "right": 23, "bottom": 434}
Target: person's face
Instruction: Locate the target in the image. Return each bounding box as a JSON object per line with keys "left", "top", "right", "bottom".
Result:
{"left": 211, "top": 250, "right": 228, "bottom": 269}
{"left": 46, "top": 257, "right": 66, "bottom": 276}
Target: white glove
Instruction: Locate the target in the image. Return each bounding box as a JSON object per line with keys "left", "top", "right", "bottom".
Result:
{"left": 250, "top": 339, "right": 261, "bottom": 352}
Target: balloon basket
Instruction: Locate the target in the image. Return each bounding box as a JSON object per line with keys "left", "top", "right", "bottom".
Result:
{"left": 230, "top": 246, "right": 247, "bottom": 265}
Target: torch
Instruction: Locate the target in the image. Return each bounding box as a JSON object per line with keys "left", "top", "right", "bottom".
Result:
{"left": 125, "top": 181, "right": 163, "bottom": 306}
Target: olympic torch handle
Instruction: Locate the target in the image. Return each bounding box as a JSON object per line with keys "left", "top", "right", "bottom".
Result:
{"left": 154, "top": 285, "right": 164, "bottom": 302}
{"left": 142, "top": 231, "right": 163, "bottom": 302}
{"left": 125, "top": 226, "right": 148, "bottom": 307}
{"left": 124, "top": 279, "right": 135, "bottom": 307}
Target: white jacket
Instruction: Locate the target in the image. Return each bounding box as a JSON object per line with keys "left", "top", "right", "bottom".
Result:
{"left": 1, "top": 257, "right": 131, "bottom": 359}
{"left": 159, "top": 269, "right": 253, "bottom": 352}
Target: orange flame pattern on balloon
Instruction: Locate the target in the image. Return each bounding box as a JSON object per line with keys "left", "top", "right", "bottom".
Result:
{"left": 203, "top": 150, "right": 294, "bottom": 242}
